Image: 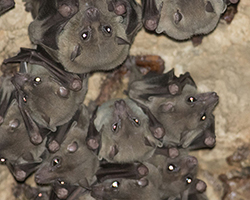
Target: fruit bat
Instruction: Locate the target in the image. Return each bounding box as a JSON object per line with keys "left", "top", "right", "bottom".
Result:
{"left": 128, "top": 69, "right": 219, "bottom": 148}
{"left": 86, "top": 98, "right": 163, "bottom": 163}
{"left": 0, "top": 0, "right": 15, "bottom": 16}
{"left": 4, "top": 49, "right": 88, "bottom": 145}
{"left": 142, "top": 0, "right": 239, "bottom": 40}
{"left": 91, "top": 162, "right": 162, "bottom": 200}
{"left": 147, "top": 151, "right": 200, "bottom": 199}
{"left": 35, "top": 105, "right": 99, "bottom": 195}
{"left": 28, "top": 0, "right": 142, "bottom": 73}
{"left": 0, "top": 99, "right": 47, "bottom": 182}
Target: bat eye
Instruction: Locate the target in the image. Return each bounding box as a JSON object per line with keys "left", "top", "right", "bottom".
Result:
{"left": 186, "top": 177, "right": 192, "bottom": 184}
{"left": 102, "top": 25, "right": 112, "bottom": 36}
{"left": 111, "top": 181, "right": 119, "bottom": 188}
{"left": 58, "top": 180, "right": 65, "bottom": 185}
{"left": 112, "top": 122, "right": 119, "bottom": 132}
{"left": 201, "top": 113, "right": 206, "bottom": 121}
{"left": 37, "top": 193, "right": 43, "bottom": 198}
{"left": 0, "top": 158, "right": 6, "bottom": 164}
{"left": 23, "top": 96, "right": 27, "bottom": 103}
{"left": 34, "top": 77, "right": 41, "bottom": 84}
{"left": 168, "top": 164, "right": 176, "bottom": 171}
{"left": 131, "top": 117, "right": 140, "bottom": 127}
{"left": 81, "top": 31, "right": 90, "bottom": 40}
{"left": 52, "top": 157, "right": 61, "bottom": 167}
{"left": 187, "top": 96, "right": 197, "bottom": 103}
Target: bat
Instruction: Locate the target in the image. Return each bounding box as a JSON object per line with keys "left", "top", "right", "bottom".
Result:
{"left": 0, "top": 99, "right": 47, "bottom": 182}
{"left": 5, "top": 49, "right": 88, "bottom": 144}
{"left": 147, "top": 150, "right": 200, "bottom": 199}
{"left": 35, "top": 104, "right": 99, "bottom": 197}
{"left": 142, "top": 0, "right": 239, "bottom": 40}
{"left": 128, "top": 69, "right": 219, "bottom": 148}
{"left": 86, "top": 98, "right": 163, "bottom": 163}
{"left": 91, "top": 162, "right": 162, "bottom": 200}
{"left": 28, "top": 0, "right": 142, "bottom": 73}
{"left": 0, "top": 0, "right": 15, "bottom": 16}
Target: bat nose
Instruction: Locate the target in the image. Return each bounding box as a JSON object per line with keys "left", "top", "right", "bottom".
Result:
{"left": 86, "top": 7, "right": 99, "bottom": 20}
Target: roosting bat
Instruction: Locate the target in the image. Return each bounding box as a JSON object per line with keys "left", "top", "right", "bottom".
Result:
{"left": 0, "top": 99, "right": 47, "bottom": 182}
{"left": 142, "top": 0, "right": 239, "bottom": 40}
{"left": 86, "top": 98, "right": 163, "bottom": 163}
{"left": 147, "top": 150, "right": 201, "bottom": 199}
{"left": 28, "top": 0, "right": 142, "bottom": 73}
{"left": 128, "top": 70, "right": 219, "bottom": 148}
{"left": 35, "top": 105, "right": 99, "bottom": 199}
{"left": 0, "top": 0, "right": 15, "bottom": 16}
{"left": 5, "top": 51, "right": 88, "bottom": 144}
{"left": 91, "top": 162, "right": 162, "bottom": 200}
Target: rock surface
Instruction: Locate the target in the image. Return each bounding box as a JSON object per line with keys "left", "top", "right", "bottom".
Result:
{"left": 0, "top": 0, "right": 250, "bottom": 199}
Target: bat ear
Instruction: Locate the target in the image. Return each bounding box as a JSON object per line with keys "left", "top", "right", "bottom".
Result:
{"left": 205, "top": 1, "right": 214, "bottom": 13}
{"left": 70, "top": 43, "right": 82, "bottom": 62}
{"left": 159, "top": 102, "right": 175, "bottom": 113}
{"left": 174, "top": 10, "right": 183, "bottom": 24}
{"left": 67, "top": 141, "right": 78, "bottom": 153}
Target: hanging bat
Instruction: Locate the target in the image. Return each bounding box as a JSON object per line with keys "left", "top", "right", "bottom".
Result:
{"left": 0, "top": 0, "right": 15, "bottom": 16}
{"left": 147, "top": 151, "right": 201, "bottom": 199}
{"left": 86, "top": 98, "right": 163, "bottom": 163}
{"left": 142, "top": 0, "right": 239, "bottom": 40}
{"left": 128, "top": 69, "right": 219, "bottom": 148}
{"left": 91, "top": 162, "right": 162, "bottom": 200}
{"left": 6, "top": 51, "right": 88, "bottom": 144}
{"left": 35, "top": 105, "right": 99, "bottom": 197}
{"left": 28, "top": 0, "right": 142, "bottom": 74}
{"left": 0, "top": 99, "right": 48, "bottom": 182}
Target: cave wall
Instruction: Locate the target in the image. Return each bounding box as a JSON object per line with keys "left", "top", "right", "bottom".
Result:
{"left": 0, "top": 0, "right": 250, "bottom": 199}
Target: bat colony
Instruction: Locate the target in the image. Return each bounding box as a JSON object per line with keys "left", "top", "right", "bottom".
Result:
{"left": 0, "top": 0, "right": 239, "bottom": 199}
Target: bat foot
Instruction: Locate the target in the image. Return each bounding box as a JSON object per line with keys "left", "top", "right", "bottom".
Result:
{"left": 14, "top": 169, "right": 27, "bottom": 182}
{"left": 204, "top": 136, "right": 216, "bottom": 147}
{"left": 30, "top": 133, "right": 43, "bottom": 145}
{"left": 153, "top": 127, "right": 165, "bottom": 139}
{"left": 168, "top": 147, "right": 179, "bottom": 158}
{"left": 144, "top": 19, "right": 158, "bottom": 31}
{"left": 169, "top": 84, "right": 179, "bottom": 95}
{"left": 195, "top": 180, "right": 207, "bottom": 193}
{"left": 137, "top": 164, "right": 149, "bottom": 176}
{"left": 87, "top": 138, "right": 99, "bottom": 150}
{"left": 71, "top": 79, "right": 82, "bottom": 91}
{"left": 48, "top": 140, "right": 60, "bottom": 153}
{"left": 56, "top": 188, "right": 69, "bottom": 199}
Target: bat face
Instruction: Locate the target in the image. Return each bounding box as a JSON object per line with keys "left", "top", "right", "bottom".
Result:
{"left": 154, "top": 85, "right": 219, "bottom": 147}
{"left": 93, "top": 98, "right": 162, "bottom": 163}
{"left": 149, "top": 153, "right": 199, "bottom": 198}
{"left": 28, "top": 0, "right": 142, "bottom": 73}
{"left": 0, "top": 100, "right": 47, "bottom": 181}
{"left": 144, "top": 0, "right": 226, "bottom": 40}
{"left": 35, "top": 107, "right": 99, "bottom": 187}
{"left": 11, "top": 63, "right": 88, "bottom": 131}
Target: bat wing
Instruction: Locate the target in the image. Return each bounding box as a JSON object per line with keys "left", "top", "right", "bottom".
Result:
{"left": 0, "top": 0, "right": 15, "bottom": 16}
{"left": 141, "top": 0, "right": 161, "bottom": 31}
{"left": 128, "top": 69, "right": 196, "bottom": 102}
{"left": 3, "top": 47, "right": 84, "bottom": 92}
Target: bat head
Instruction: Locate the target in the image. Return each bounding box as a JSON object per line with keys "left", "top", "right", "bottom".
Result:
{"left": 35, "top": 115, "right": 99, "bottom": 187}
{"left": 57, "top": 0, "right": 141, "bottom": 73}
{"left": 160, "top": 154, "right": 199, "bottom": 197}
{"left": 93, "top": 98, "right": 162, "bottom": 163}
{"left": 155, "top": 0, "right": 227, "bottom": 40}
{"left": 11, "top": 63, "right": 88, "bottom": 131}
{"left": 155, "top": 85, "right": 219, "bottom": 147}
{"left": 92, "top": 165, "right": 161, "bottom": 200}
